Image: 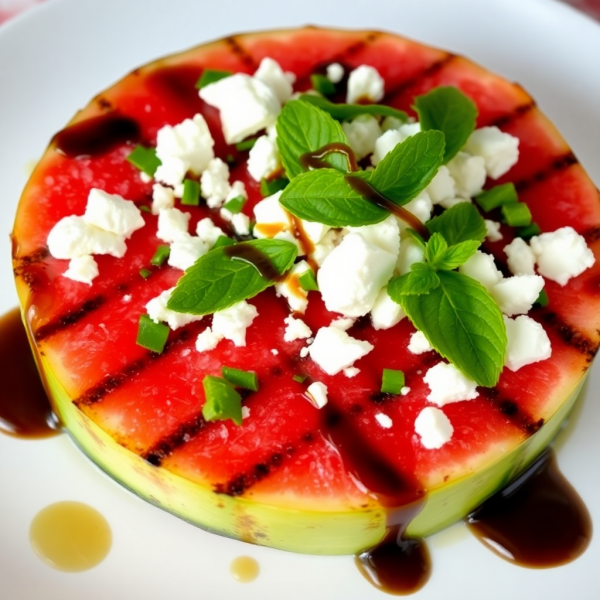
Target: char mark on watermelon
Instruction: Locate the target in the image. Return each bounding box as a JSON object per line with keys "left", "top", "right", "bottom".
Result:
{"left": 490, "top": 99, "right": 536, "bottom": 128}
{"left": 224, "top": 36, "right": 259, "bottom": 69}
{"left": 583, "top": 226, "right": 600, "bottom": 244}
{"left": 515, "top": 152, "right": 578, "bottom": 192}
{"left": 478, "top": 387, "right": 543, "bottom": 434}
{"left": 540, "top": 312, "right": 598, "bottom": 361}
{"left": 334, "top": 30, "right": 382, "bottom": 59}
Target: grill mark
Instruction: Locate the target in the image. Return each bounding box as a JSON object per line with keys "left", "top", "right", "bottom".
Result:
{"left": 332, "top": 30, "right": 382, "bottom": 61}
{"left": 225, "top": 35, "right": 258, "bottom": 70}
{"left": 540, "top": 312, "right": 598, "bottom": 362}
{"left": 582, "top": 225, "right": 600, "bottom": 244}
{"left": 478, "top": 387, "right": 543, "bottom": 434}
{"left": 35, "top": 296, "right": 107, "bottom": 341}
{"left": 74, "top": 323, "right": 203, "bottom": 407}
{"left": 12, "top": 246, "right": 49, "bottom": 269}
{"left": 515, "top": 152, "right": 578, "bottom": 192}
{"left": 488, "top": 100, "right": 536, "bottom": 128}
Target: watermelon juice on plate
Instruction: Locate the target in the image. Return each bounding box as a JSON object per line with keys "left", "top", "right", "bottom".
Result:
{"left": 10, "top": 25, "right": 599, "bottom": 593}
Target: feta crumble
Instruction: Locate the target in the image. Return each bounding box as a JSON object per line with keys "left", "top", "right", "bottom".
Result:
{"left": 283, "top": 315, "right": 312, "bottom": 342}
{"left": 253, "top": 57, "right": 294, "bottom": 104}
{"left": 423, "top": 362, "right": 479, "bottom": 406}
{"left": 464, "top": 126, "right": 519, "bottom": 180}
{"left": 309, "top": 326, "right": 374, "bottom": 376}
{"left": 151, "top": 183, "right": 175, "bottom": 215}
{"left": 196, "top": 217, "right": 225, "bottom": 248}
{"left": 375, "top": 413, "right": 393, "bottom": 429}
{"left": 458, "top": 251, "right": 503, "bottom": 292}
{"left": 200, "top": 158, "right": 230, "bottom": 209}
{"left": 146, "top": 287, "right": 204, "bottom": 330}
{"left": 408, "top": 331, "right": 433, "bottom": 354}
{"left": 484, "top": 219, "right": 503, "bottom": 242}
{"left": 168, "top": 235, "right": 209, "bottom": 271}
{"left": 446, "top": 152, "right": 486, "bottom": 198}
{"left": 306, "top": 381, "right": 329, "bottom": 409}
{"left": 211, "top": 300, "right": 259, "bottom": 347}
{"left": 491, "top": 274, "right": 545, "bottom": 316}
{"left": 63, "top": 255, "right": 99, "bottom": 285}
{"left": 371, "top": 287, "right": 406, "bottom": 330}
{"left": 504, "top": 237, "right": 536, "bottom": 275}
{"left": 275, "top": 261, "right": 310, "bottom": 313}
{"left": 326, "top": 62, "right": 344, "bottom": 83}
{"left": 346, "top": 65, "right": 385, "bottom": 104}
{"left": 247, "top": 134, "right": 281, "bottom": 181}
{"left": 415, "top": 407, "right": 454, "bottom": 449}
{"left": 342, "top": 115, "right": 382, "bottom": 161}
{"left": 84, "top": 189, "right": 144, "bottom": 237}
{"left": 503, "top": 315, "right": 552, "bottom": 371}
{"left": 156, "top": 208, "right": 191, "bottom": 243}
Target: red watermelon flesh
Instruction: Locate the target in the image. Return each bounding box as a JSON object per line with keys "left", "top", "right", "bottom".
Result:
{"left": 12, "top": 28, "right": 600, "bottom": 536}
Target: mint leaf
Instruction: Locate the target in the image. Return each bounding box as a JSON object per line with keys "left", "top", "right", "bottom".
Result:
{"left": 167, "top": 239, "right": 298, "bottom": 315}
{"left": 431, "top": 239, "right": 481, "bottom": 270}
{"left": 299, "top": 94, "right": 408, "bottom": 122}
{"left": 356, "top": 130, "right": 445, "bottom": 205}
{"left": 397, "top": 270, "right": 506, "bottom": 387}
{"left": 426, "top": 203, "right": 486, "bottom": 246}
{"left": 388, "top": 263, "right": 440, "bottom": 296}
{"left": 279, "top": 168, "right": 388, "bottom": 227}
{"left": 276, "top": 100, "right": 348, "bottom": 179}
{"left": 414, "top": 87, "right": 478, "bottom": 163}
{"left": 425, "top": 232, "right": 448, "bottom": 264}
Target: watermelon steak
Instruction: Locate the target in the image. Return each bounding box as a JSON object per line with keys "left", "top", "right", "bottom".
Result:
{"left": 11, "top": 26, "right": 600, "bottom": 555}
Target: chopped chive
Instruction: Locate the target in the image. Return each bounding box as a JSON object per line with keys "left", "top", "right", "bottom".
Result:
{"left": 235, "top": 138, "right": 257, "bottom": 152}
{"left": 213, "top": 235, "right": 235, "bottom": 249}
{"left": 181, "top": 178, "right": 200, "bottom": 206}
{"left": 381, "top": 369, "right": 405, "bottom": 395}
{"left": 139, "top": 205, "right": 152, "bottom": 213}
{"left": 202, "top": 375, "right": 243, "bottom": 425}
{"left": 223, "top": 195, "right": 246, "bottom": 214}
{"left": 475, "top": 183, "right": 518, "bottom": 212}
{"left": 139, "top": 268, "right": 152, "bottom": 279}
{"left": 516, "top": 222, "right": 542, "bottom": 240}
{"left": 293, "top": 374, "right": 307, "bottom": 384}
{"left": 150, "top": 245, "right": 170, "bottom": 267}
{"left": 222, "top": 366, "right": 259, "bottom": 392}
{"left": 126, "top": 145, "right": 162, "bottom": 177}
{"left": 534, "top": 289, "right": 549, "bottom": 308}
{"left": 195, "top": 69, "right": 232, "bottom": 89}
{"left": 310, "top": 73, "right": 336, "bottom": 96}
{"left": 260, "top": 177, "right": 289, "bottom": 197}
{"left": 299, "top": 269, "right": 319, "bottom": 292}
{"left": 136, "top": 314, "right": 170, "bottom": 353}
{"left": 501, "top": 202, "right": 532, "bottom": 227}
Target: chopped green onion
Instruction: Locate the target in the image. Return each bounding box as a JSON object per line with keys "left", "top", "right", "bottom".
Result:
{"left": 293, "top": 374, "right": 307, "bottom": 384}
{"left": 213, "top": 235, "right": 235, "bottom": 249}
{"left": 150, "top": 245, "right": 170, "bottom": 267}
{"left": 195, "top": 69, "right": 232, "bottom": 90}
{"left": 223, "top": 195, "right": 246, "bottom": 214}
{"left": 516, "top": 222, "right": 542, "bottom": 240}
{"left": 202, "top": 375, "right": 243, "bottom": 425}
{"left": 534, "top": 289, "right": 549, "bottom": 308}
{"left": 222, "top": 366, "right": 259, "bottom": 392}
{"left": 136, "top": 315, "right": 170, "bottom": 353}
{"left": 235, "top": 138, "right": 257, "bottom": 152}
{"left": 260, "top": 177, "right": 289, "bottom": 197}
{"left": 310, "top": 73, "right": 336, "bottom": 96}
{"left": 501, "top": 202, "right": 532, "bottom": 227}
{"left": 475, "top": 183, "right": 518, "bottom": 212}
{"left": 139, "top": 205, "right": 152, "bottom": 213}
{"left": 139, "top": 268, "right": 152, "bottom": 279}
{"left": 381, "top": 369, "right": 405, "bottom": 395}
{"left": 299, "top": 269, "right": 319, "bottom": 292}
{"left": 181, "top": 178, "right": 200, "bottom": 206}
{"left": 126, "top": 145, "right": 162, "bottom": 177}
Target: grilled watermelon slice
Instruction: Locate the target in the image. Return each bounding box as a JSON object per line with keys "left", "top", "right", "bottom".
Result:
{"left": 11, "top": 26, "right": 600, "bottom": 555}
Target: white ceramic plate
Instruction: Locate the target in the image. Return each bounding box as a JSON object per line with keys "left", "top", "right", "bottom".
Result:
{"left": 1, "top": 0, "right": 599, "bottom": 598}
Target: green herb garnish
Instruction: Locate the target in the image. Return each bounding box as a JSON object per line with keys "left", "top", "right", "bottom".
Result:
{"left": 310, "top": 73, "right": 336, "bottom": 96}
{"left": 535, "top": 290, "right": 549, "bottom": 308}
{"left": 298, "top": 94, "right": 408, "bottom": 123}
{"left": 260, "top": 177, "right": 290, "bottom": 197}
{"left": 213, "top": 235, "right": 235, "bottom": 249}
{"left": 516, "top": 222, "right": 542, "bottom": 240}
{"left": 426, "top": 202, "right": 487, "bottom": 246}
{"left": 298, "top": 269, "right": 319, "bottom": 292}
{"left": 136, "top": 315, "right": 169, "bottom": 353}
{"left": 235, "top": 138, "right": 257, "bottom": 152}
{"left": 222, "top": 366, "right": 259, "bottom": 392}
{"left": 501, "top": 202, "right": 532, "bottom": 227}
{"left": 293, "top": 374, "right": 307, "bottom": 384}
{"left": 126, "top": 145, "right": 161, "bottom": 177}
{"left": 202, "top": 375, "right": 242, "bottom": 425}
{"left": 139, "top": 268, "right": 152, "bottom": 279}
{"left": 150, "top": 245, "right": 170, "bottom": 267}
{"left": 223, "top": 195, "right": 246, "bottom": 214}
{"left": 181, "top": 178, "right": 200, "bottom": 206}
{"left": 139, "top": 205, "right": 151, "bottom": 213}
{"left": 475, "top": 183, "right": 518, "bottom": 212}
{"left": 381, "top": 369, "right": 405, "bottom": 394}
{"left": 195, "top": 69, "right": 232, "bottom": 90}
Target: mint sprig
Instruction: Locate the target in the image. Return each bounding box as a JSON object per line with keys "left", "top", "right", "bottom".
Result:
{"left": 299, "top": 94, "right": 408, "bottom": 122}
{"left": 276, "top": 100, "right": 348, "bottom": 179}
{"left": 167, "top": 239, "right": 297, "bottom": 315}
{"left": 426, "top": 202, "right": 487, "bottom": 246}
{"left": 414, "top": 86, "right": 477, "bottom": 163}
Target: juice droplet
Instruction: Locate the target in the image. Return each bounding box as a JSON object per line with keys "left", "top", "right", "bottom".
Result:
{"left": 30, "top": 501, "right": 112, "bottom": 572}
{"left": 230, "top": 556, "right": 260, "bottom": 582}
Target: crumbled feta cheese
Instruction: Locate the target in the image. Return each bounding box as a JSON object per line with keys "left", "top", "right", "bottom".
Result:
{"left": 397, "top": 192, "right": 433, "bottom": 232}
{"left": 196, "top": 218, "right": 225, "bottom": 248}
{"left": 122, "top": 294, "right": 132, "bottom": 303}
{"left": 504, "top": 237, "right": 536, "bottom": 275}
{"left": 254, "top": 57, "right": 294, "bottom": 104}
{"left": 140, "top": 172, "right": 152, "bottom": 184}
{"left": 309, "top": 326, "right": 374, "bottom": 375}
{"left": 375, "top": 413, "right": 393, "bottom": 429}
{"left": 230, "top": 213, "right": 251, "bottom": 236}
{"left": 47, "top": 216, "right": 127, "bottom": 259}
{"left": 154, "top": 114, "right": 214, "bottom": 187}
{"left": 253, "top": 190, "right": 289, "bottom": 236}
{"left": 84, "top": 189, "right": 144, "bottom": 237}
{"left": 168, "top": 235, "right": 209, "bottom": 270}
{"left": 371, "top": 129, "right": 403, "bottom": 166}
{"left": 211, "top": 300, "right": 258, "bottom": 347}
{"left": 342, "top": 115, "right": 382, "bottom": 160}
{"left": 484, "top": 219, "right": 503, "bottom": 242}
{"left": 349, "top": 214, "right": 400, "bottom": 257}
{"left": 270, "top": 348, "right": 279, "bottom": 356}
{"left": 146, "top": 287, "right": 204, "bottom": 330}
{"left": 326, "top": 62, "right": 344, "bottom": 83}
{"left": 426, "top": 165, "right": 456, "bottom": 205}
{"left": 331, "top": 317, "right": 355, "bottom": 331}
{"left": 446, "top": 152, "right": 486, "bottom": 198}
{"left": 241, "top": 406, "right": 251, "bottom": 420}
{"left": 247, "top": 134, "right": 281, "bottom": 181}
{"left": 424, "top": 362, "right": 479, "bottom": 406}
{"left": 151, "top": 183, "right": 175, "bottom": 215}
{"left": 63, "top": 255, "right": 99, "bottom": 285}
{"left": 275, "top": 261, "right": 310, "bottom": 313}
{"left": 346, "top": 65, "right": 385, "bottom": 104}
{"left": 396, "top": 233, "right": 426, "bottom": 275}
{"left": 156, "top": 208, "right": 190, "bottom": 243}
{"left": 491, "top": 274, "right": 545, "bottom": 316}
{"left": 226, "top": 180, "right": 248, "bottom": 203}
{"left": 370, "top": 287, "right": 406, "bottom": 330}
{"left": 408, "top": 331, "right": 433, "bottom": 354}
{"left": 381, "top": 115, "right": 404, "bottom": 132}
{"left": 283, "top": 315, "right": 312, "bottom": 342}
{"left": 200, "top": 73, "right": 281, "bottom": 144}
{"left": 195, "top": 327, "right": 222, "bottom": 352}
{"left": 299, "top": 346, "right": 310, "bottom": 358}
{"left": 464, "top": 126, "right": 519, "bottom": 180}
{"left": 318, "top": 232, "right": 396, "bottom": 317}
{"left": 306, "top": 381, "right": 329, "bottom": 409}
{"left": 311, "top": 229, "right": 342, "bottom": 266}
{"left": 415, "top": 406, "right": 454, "bottom": 449}
{"left": 458, "top": 251, "right": 503, "bottom": 292}
{"left": 201, "top": 158, "right": 230, "bottom": 209}
{"left": 400, "top": 386, "right": 411, "bottom": 396}
{"left": 503, "top": 315, "right": 552, "bottom": 372}
{"left": 530, "top": 227, "right": 595, "bottom": 286}
{"left": 344, "top": 367, "right": 360, "bottom": 378}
